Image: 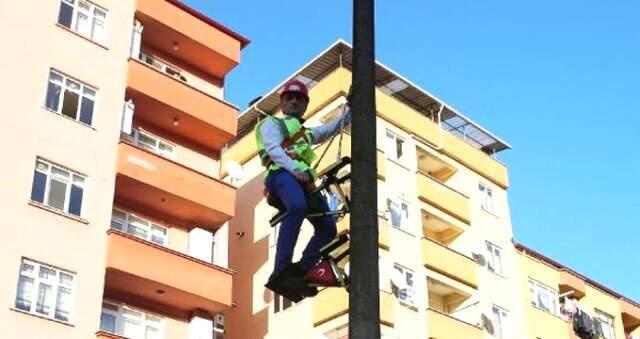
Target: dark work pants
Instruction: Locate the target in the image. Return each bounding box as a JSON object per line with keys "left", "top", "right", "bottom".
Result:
{"left": 265, "top": 170, "right": 337, "bottom": 273}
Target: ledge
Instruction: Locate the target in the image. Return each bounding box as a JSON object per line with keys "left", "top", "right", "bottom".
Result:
{"left": 29, "top": 201, "right": 89, "bottom": 224}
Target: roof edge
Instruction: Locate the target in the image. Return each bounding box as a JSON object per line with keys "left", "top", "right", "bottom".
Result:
{"left": 514, "top": 241, "right": 640, "bottom": 309}
{"left": 167, "top": 0, "right": 250, "bottom": 48}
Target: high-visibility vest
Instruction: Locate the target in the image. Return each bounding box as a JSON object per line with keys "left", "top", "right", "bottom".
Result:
{"left": 255, "top": 115, "right": 317, "bottom": 179}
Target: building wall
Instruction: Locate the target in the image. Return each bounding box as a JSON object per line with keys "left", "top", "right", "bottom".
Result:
{"left": 0, "top": 0, "right": 134, "bottom": 337}
{"left": 1, "top": 0, "right": 244, "bottom": 338}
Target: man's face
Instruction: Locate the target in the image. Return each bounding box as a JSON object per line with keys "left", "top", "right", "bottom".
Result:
{"left": 281, "top": 92, "right": 308, "bottom": 118}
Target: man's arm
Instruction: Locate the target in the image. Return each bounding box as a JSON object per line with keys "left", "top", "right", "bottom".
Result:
{"left": 260, "top": 118, "right": 300, "bottom": 174}
{"left": 310, "top": 106, "right": 352, "bottom": 144}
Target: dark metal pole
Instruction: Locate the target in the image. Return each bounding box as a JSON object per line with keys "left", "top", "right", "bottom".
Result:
{"left": 349, "top": 0, "right": 379, "bottom": 338}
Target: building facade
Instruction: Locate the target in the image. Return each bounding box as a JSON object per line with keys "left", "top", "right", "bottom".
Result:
{"left": 0, "top": 1, "right": 248, "bottom": 338}
{"left": 220, "top": 40, "right": 640, "bottom": 339}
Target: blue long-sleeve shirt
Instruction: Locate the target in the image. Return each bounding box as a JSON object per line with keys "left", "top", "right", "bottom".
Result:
{"left": 259, "top": 107, "right": 352, "bottom": 174}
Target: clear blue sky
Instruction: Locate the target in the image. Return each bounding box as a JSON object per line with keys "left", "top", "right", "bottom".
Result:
{"left": 185, "top": 0, "right": 640, "bottom": 301}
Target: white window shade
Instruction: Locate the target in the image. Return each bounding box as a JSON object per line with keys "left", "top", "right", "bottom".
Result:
{"left": 189, "top": 315, "right": 213, "bottom": 339}
{"left": 189, "top": 228, "right": 214, "bottom": 263}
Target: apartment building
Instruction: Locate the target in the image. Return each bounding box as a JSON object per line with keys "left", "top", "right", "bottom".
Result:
{"left": 516, "top": 243, "right": 640, "bottom": 339}
{"left": 221, "top": 40, "right": 521, "bottom": 339}
{"left": 220, "top": 40, "right": 640, "bottom": 339}
{"left": 1, "top": 1, "right": 248, "bottom": 338}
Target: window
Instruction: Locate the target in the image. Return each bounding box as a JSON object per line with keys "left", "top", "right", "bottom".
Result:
{"left": 273, "top": 293, "right": 295, "bottom": 314}
{"left": 213, "top": 314, "right": 224, "bottom": 339}
{"left": 491, "top": 304, "right": 510, "bottom": 339}
{"left": 15, "top": 259, "right": 75, "bottom": 322}
{"left": 392, "top": 264, "right": 415, "bottom": 306}
{"left": 139, "top": 52, "right": 187, "bottom": 82}
{"left": 100, "top": 301, "right": 163, "bottom": 339}
{"left": 479, "top": 182, "right": 496, "bottom": 213}
{"left": 595, "top": 310, "right": 615, "bottom": 339}
{"left": 528, "top": 279, "right": 559, "bottom": 315}
{"left": 57, "top": 0, "right": 107, "bottom": 44}
{"left": 486, "top": 241, "right": 504, "bottom": 276}
{"left": 111, "top": 209, "right": 168, "bottom": 246}
{"left": 387, "top": 197, "right": 411, "bottom": 233}
{"left": 385, "top": 130, "right": 406, "bottom": 163}
{"left": 131, "top": 129, "right": 176, "bottom": 159}
{"left": 46, "top": 70, "right": 96, "bottom": 126}
{"left": 31, "top": 159, "right": 85, "bottom": 217}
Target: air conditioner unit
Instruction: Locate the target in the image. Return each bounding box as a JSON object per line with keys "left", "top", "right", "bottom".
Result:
{"left": 472, "top": 253, "right": 487, "bottom": 266}
{"left": 481, "top": 313, "right": 495, "bottom": 335}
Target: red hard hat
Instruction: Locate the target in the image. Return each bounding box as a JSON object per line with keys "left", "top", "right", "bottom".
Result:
{"left": 280, "top": 79, "right": 309, "bottom": 101}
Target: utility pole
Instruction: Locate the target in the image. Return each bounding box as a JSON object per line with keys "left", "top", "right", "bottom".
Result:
{"left": 349, "top": 0, "right": 379, "bottom": 338}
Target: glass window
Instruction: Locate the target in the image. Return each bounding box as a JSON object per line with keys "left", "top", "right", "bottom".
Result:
{"left": 111, "top": 209, "right": 168, "bottom": 246}
{"left": 486, "top": 241, "right": 504, "bottom": 275}
{"left": 15, "top": 259, "right": 75, "bottom": 322}
{"left": 385, "top": 130, "right": 405, "bottom": 163}
{"left": 491, "top": 305, "right": 510, "bottom": 339}
{"left": 45, "top": 70, "right": 96, "bottom": 127}
{"left": 595, "top": 310, "right": 616, "bottom": 339}
{"left": 529, "top": 279, "right": 559, "bottom": 315}
{"left": 31, "top": 159, "right": 85, "bottom": 216}
{"left": 57, "top": 0, "right": 108, "bottom": 44}
{"left": 387, "top": 197, "right": 410, "bottom": 233}
{"left": 479, "top": 182, "right": 496, "bottom": 213}
{"left": 392, "top": 264, "right": 415, "bottom": 306}
{"left": 131, "top": 129, "right": 176, "bottom": 160}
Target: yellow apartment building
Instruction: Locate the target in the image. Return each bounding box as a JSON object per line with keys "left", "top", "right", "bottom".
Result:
{"left": 220, "top": 40, "right": 640, "bottom": 339}
{"left": 1, "top": 1, "right": 248, "bottom": 338}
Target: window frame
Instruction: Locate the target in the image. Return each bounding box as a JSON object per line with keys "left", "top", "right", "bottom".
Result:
{"left": 595, "top": 309, "right": 616, "bottom": 339}
{"left": 392, "top": 263, "right": 416, "bottom": 307}
{"left": 57, "top": 0, "right": 108, "bottom": 44}
{"left": 485, "top": 241, "right": 505, "bottom": 276}
{"left": 99, "top": 301, "right": 164, "bottom": 339}
{"left": 31, "top": 158, "right": 86, "bottom": 217}
{"left": 111, "top": 208, "right": 168, "bottom": 246}
{"left": 131, "top": 128, "right": 176, "bottom": 160}
{"left": 528, "top": 278, "right": 559, "bottom": 315}
{"left": 139, "top": 52, "right": 187, "bottom": 83}
{"left": 491, "top": 304, "right": 510, "bottom": 339}
{"left": 15, "top": 258, "right": 76, "bottom": 323}
{"left": 45, "top": 70, "right": 97, "bottom": 127}
{"left": 384, "top": 129, "right": 407, "bottom": 164}
{"left": 387, "top": 196, "right": 412, "bottom": 234}
{"left": 478, "top": 182, "right": 496, "bottom": 214}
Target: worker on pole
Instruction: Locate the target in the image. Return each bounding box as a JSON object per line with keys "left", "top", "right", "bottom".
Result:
{"left": 256, "top": 79, "right": 351, "bottom": 296}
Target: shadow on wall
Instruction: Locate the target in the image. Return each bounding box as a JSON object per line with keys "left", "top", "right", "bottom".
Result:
{"left": 226, "top": 173, "right": 272, "bottom": 339}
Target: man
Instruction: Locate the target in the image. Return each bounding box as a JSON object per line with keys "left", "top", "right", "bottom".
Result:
{"left": 256, "top": 79, "right": 351, "bottom": 295}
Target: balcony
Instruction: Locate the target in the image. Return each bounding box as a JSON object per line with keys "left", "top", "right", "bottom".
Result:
{"left": 313, "top": 288, "right": 394, "bottom": 327}
{"left": 336, "top": 216, "right": 390, "bottom": 250}
{"left": 422, "top": 238, "right": 478, "bottom": 288}
{"left": 426, "top": 308, "right": 483, "bottom": 339}
{"left": 421, "top": 207, "right": 467, "bottom": 245}
{"left": 621, "top": 298, "right": 640, "bottom": 331}
{"left": 416, "top": 171, "right": 470, "bottom": 224}
{"left": 115, "top": 142, "right": 235, "bottom": 231}
{"left": 127, "top": 59, "right": 238, "bottom": 151}
{"left": 104, "top": 230, "right": 233, "bottom": 315}
{"left": 135, "top": 0, "right": 247, "bottom": 79}
{"left": 558, "top": 270, "right": 586, "bottom": 299}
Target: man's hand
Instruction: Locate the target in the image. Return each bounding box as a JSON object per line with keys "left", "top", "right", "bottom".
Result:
{"left": 293, "top": 169, "right": 310, "bottom": 183}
